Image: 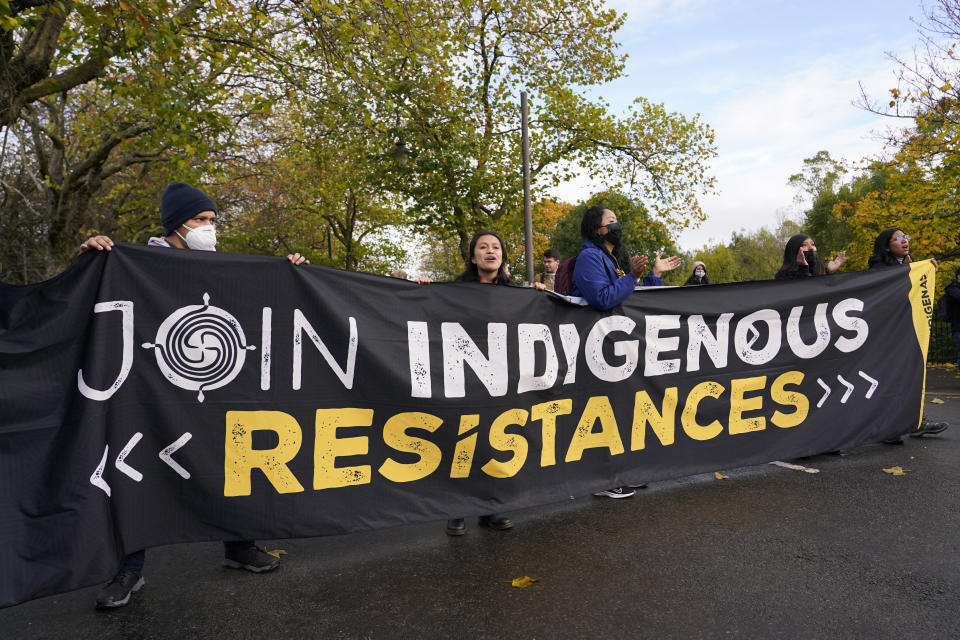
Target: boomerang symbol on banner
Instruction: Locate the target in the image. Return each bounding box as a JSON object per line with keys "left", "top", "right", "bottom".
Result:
{"left": 816, "top": 371, "right": 879, "bottom": 408}
{"left": 115, "top": 432, "right": 143, "bottom": 482}
{"left": 90, "top": 446, "right": 112, "bottom": 497}
{"left": 90, "top": 432, "right": 194, "bottom": 495}
{"left": 159, "top": 433, "right": 193, "bottom": 479}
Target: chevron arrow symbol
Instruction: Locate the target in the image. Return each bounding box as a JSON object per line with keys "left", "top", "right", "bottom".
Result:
{"left": 90, "top": 445, "right": 111, "bottom": 496}
{"left": 115, "top": 432, "right": 143, "bottom": 482}
{"left": 159, "top": 432, "right": 193, "bottom": 479}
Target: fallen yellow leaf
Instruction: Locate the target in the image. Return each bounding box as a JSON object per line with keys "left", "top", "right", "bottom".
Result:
{"left": 882, "top": 466, "right": 910, "bottom": 476}
{"left": 266, "top": 548, "right": 287, "bottom": 558}
{"left": 929, "top": 397, "right": 945, "bottom": 404}
{"left": 511, "top": 576, "right": 539, "bottom": 588}
{"left": 714, "top": 472, "right": 729, "bottom": 480}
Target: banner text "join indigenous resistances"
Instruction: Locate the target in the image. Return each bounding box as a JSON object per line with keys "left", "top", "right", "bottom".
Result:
{"left": 223, "top": 298, "right": 867, "bottom": 496}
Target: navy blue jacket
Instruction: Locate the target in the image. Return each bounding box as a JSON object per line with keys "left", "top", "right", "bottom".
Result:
{"left": 572, "top": 239, "right": 662, "bottom": 310}
{"left": 945, "top": 280, "right": 960, "bottom": 332}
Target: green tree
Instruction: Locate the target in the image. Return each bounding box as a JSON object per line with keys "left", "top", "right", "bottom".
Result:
{"left": 304, "top": 0, "right": 716, "bottom": 262}
{"left": 850, "top": 0, "right": 960, "bottom": 273}
{"left": 0, "top": 0, "right": 718, "bottom": 287}
{"left": 787, "top": 151, "right": 887, "bottom": 262}
{"left": 0, "top": 0, "right": 208, "bottom": 127}
{"left": 216, "top": 104, "right": 409, "bottom": 273}
{"left": 690, "top": 218, "right": 802, "bottom": 284}
{"left": 0, "top": 2, "right": 298, "bottom": 282}
{"left": 418, "top": 232, "right": 467, "bottom": 281}
{"left": 788, "top": 150, "right": 842, "bottom": 202}
{"left": 789, "top": 150, "right": 850, "bottom": 253}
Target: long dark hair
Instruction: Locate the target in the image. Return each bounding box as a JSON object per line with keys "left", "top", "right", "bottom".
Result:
{"left": 867, "top": 228, "right": 902, "bottom": 269}
{"left": 580, "top": 205, "right": 631, "bottom": 269}
{"left": 456, "top": 230, "right": 511, "bottom": 285}
{"left": 775, "top": 233, "right": 825, "bottom": 279}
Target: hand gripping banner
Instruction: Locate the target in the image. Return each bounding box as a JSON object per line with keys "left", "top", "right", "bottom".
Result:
{"left": 0, "top": 245, "right": 934, "bottom": 606}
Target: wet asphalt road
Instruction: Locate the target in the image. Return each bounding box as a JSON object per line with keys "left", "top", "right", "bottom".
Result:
{"left": 3, "top": 370, "right": 959, "bottom": 640}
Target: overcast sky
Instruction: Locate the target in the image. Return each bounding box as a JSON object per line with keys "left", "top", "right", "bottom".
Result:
{"left": 549, "top": 0, "right": 927, "bottom": 251}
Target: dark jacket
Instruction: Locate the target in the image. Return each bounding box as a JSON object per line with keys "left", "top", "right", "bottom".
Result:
{"left": 571, "top": 239, "right": 661, "bottom": 310}
{"left": 775, "top": 264, "right": 815, "bottom": 280}
{"left": 454, "top": 273, "right": 516, "bottom": 286}
{"left": 867, "top": 257, "right": 907, "bottom": 269}
{"left": 945, "top": 280, "right": 960, "bottom": 332}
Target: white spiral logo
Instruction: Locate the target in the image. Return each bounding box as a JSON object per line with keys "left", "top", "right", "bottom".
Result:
{"left": 142, "top": 293, "right": 255, "bottom": 402}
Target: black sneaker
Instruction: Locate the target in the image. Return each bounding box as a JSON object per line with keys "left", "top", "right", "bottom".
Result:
{"left": 593, "top": 486, "right": 635, "bottom": 499}
{"left": 95, "top": 570, "right": 144, "bottom": 609}
{"left": 445, "top": 518, "right": 466, "bottom": 536}
{"left": 910, "top": 421, "right": 949, "bottom": 437}
{"left": 478, "top": 514, "right": 513, "bottom": 530}
{"left": 223, "top": 543, "right": 280, "bottom": 573}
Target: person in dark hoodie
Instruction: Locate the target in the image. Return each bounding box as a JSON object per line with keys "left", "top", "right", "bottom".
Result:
{"left": 684, "top": 260, "right": 710, "bottom": 286}
{"left": 571, "top": 206, "right": 680, "bottom": 498}
{"left": 79, "top": 182, "right": 308, "bottom": 609}
{"left": 865, "top": 227, "right": 949, "bottom": 442}
{"left": 774, "top": 233, "right": 845, "bottom": 280}
{"left": 945, "top": 267, "right": 960, "bottom": 371}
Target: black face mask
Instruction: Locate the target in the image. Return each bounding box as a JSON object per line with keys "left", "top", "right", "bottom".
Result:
{"left": 602, "top": 222, "right": 623, "bottom": 244}
{"left": 803, "top": 249, "right": 817, "bottom": 267}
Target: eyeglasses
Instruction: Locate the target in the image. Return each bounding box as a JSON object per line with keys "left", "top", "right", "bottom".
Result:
{"left": 893, "top": 234, "right": 910, "bottom": 242}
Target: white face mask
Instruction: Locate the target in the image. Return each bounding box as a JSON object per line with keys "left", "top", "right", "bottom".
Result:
{"left": 178, "top": 223, "right": 217, "bottom": 251}
{"left": 694, "top": 269, "right": 705, "bottom": 277}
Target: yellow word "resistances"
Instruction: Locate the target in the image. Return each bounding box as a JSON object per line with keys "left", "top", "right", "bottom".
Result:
{"left": 224, "top": 371, "right": 808, "bottom": 497}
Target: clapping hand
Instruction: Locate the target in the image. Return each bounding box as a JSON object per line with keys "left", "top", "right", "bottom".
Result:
{"left": 629, "top": 255, "right": 648, "bottom": 279}
{"left": 826, "top": 251, "right": 846, "bottom": 273}
{"left": 652, "top": 252, "right": 682, "bottom": 277}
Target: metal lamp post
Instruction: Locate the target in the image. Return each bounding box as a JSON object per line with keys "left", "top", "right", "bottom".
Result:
{"left": 521, "top": 91, "right": 533, "bottom": 283}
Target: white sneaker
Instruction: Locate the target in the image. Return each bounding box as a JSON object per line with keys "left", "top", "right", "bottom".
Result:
{"left": 593, "top": 486, "right": 635, "bottom": 498}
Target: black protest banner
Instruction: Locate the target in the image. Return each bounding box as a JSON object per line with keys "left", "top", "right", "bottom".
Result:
{"left": 0, "top": 244, "right": 934, "bottom": 607}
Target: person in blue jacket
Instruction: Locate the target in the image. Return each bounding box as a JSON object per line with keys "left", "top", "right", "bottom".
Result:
{"left": 572, "top": 205, "right": 681, "bottom": 498}
{"left": 572, "top": 205, "right": 681, "bottom": 310}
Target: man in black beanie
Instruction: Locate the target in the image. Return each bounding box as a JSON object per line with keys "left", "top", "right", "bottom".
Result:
{"left": 83, "top": 181, "right": 309, "bottom": 259}
{"left": 157, "top": 181, "right": 219, "bottom": 249}
{"left": 80, "top": 182, "right": 307, "bottom": 609}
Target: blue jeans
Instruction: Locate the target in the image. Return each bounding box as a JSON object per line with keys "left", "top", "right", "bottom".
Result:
{"left": 954, "top": 331, "right": 960, "bottom": 369}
